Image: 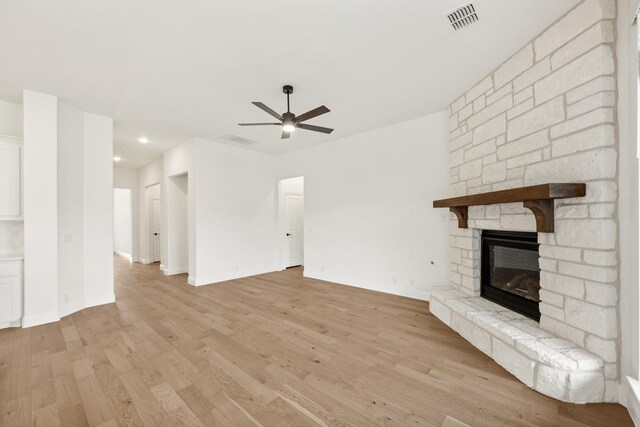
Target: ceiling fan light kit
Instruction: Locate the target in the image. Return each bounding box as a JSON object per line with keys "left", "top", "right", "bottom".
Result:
{"left": 239, "top": 85, "right": 334, "bottom": 140}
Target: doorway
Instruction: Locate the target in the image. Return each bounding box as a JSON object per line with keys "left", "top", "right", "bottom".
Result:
{"left": 279, "top": 176, "right": 304, "bottom": 269}
{"left": 113, "top": 188, "right": 133, "bottom": 260}
{"left": 145, "top": 183, "right": 161, "bottom": 264}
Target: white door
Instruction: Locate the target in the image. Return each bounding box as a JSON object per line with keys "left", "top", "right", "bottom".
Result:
{"left": 152, "top": 198, "right": 161, "bottom": 262}
{"left": 284, "top": 193, "right": 304, "bottom": 267}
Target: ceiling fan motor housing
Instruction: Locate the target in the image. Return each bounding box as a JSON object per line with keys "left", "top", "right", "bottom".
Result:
{"left": 283, "top": 85, "right": 293, "bottom": 94}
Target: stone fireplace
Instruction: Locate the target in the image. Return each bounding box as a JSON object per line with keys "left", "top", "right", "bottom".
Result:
{"left": 429, "top": 0, "right": 620, "bottom": 404}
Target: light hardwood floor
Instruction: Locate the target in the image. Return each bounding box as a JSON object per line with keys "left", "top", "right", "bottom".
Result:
{"left": 0, "top": 256, "right": 632, "bottom": 426}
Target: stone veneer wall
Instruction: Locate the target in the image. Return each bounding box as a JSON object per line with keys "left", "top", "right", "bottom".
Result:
{"left": 445, "top": 0, "right": 620, "bottom": 401}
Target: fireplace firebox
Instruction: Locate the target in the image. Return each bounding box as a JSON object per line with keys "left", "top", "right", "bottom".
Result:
{"left": 481, "top": 230, "right": 540, "bottom": 321}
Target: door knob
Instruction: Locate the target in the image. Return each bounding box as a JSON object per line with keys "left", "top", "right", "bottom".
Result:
{"left": 154, "top": 233, "right": 159, "bottom": 236}
{"left": 286, "top": 233, "right": 292, "bottom": 236}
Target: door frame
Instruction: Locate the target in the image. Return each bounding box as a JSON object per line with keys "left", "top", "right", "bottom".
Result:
{"left": 277, "top": 177, "right": 304, "bottom": 271}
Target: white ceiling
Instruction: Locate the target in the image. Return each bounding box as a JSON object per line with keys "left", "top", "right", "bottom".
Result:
{"left": 0, "top": 0, "right": 579, "bottom": 169}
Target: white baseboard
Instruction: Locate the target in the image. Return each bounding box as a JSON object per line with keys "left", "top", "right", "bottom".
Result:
{"left": 113, "top": 250, "right": 132, "bottom": 260}
{"left": 164, "top": 267, "right": 188, "bottom": 275}
{"left": 193, "top": 266, "right": 276, "bottom": 286}
{"left": 58, "top": 299, "right": 85, "bottom": 318}
{"left": 160, "top": 264, "right": 166, "bottom": 273}
{"left": 138, "top": 258, "right": 153, "bottom": 265}
{"left": 625, "top": 377, "right": 640, "bottom": 424}
{"left": 0, "top": 319, "right": 21, "bottom": 329}
{"left": 85, "top": 293, "right": 116, "bottom": 308}
{"left": 22, "top": 310, "right": 60, "bottom": 328}
{"left": 303, "top": 270, "right": 431, "bottom": 301}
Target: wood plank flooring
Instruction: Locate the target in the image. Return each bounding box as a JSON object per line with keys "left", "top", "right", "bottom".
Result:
{"left": 0, "top": 256, "right": 633, "bottom": 426}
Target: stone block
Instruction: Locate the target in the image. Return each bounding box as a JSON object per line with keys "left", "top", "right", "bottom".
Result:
{"left": 524, "top": 149, "right": 617, "bottom": 184}
{"left": 556, "top": 204, "right": 589, "bottom": 219}
{"left": 459, "top": 158, "right": 483, "bottom": 181}
{"left": 585, "top": 282, "right": 618, "bottom": 306}
{"left": 498, "top": 130, "right": 549, "bottom": 160}
{"left": 494, "top": 44, "right": 534, "bottom": 89}
{"left": 450, "top": 131, "right": 473, "bottom": 151}
{"left": 551, "top": 124, "right": 615, "bottom": 157}
{"left": 540, "top": 316, "right": 585, "bottom": 347}
{"left": 589, "top": 203, "right": 615, "bottom": 218}
{"left": 558, "top": 261, "right": 617, "bottom": 283}
{"left": 586, "top": 335, "right": 617, "bottom": 363}
{"left": 459, "top": 103, "right": 473, "bottom": 121}
{"left": 492, "top": 338, "right": 536, "bottom": 387}
{"left": 540, "top": 289, "right": 564, "bottom": 307}
{"left": 536, "top": 365, "right": 569, "bottom": 400}
{"left": 507, "top": 150, "right": 542, "bottom": 169}
{"left": 539, "top": 245, "right": 582, "bottom": 262}
{"left": 482, "top": 162, "right": 507, "bottom": 184}
{"left": 450, "top": 147, "right": 464, "bottom": 167}
{"left": 513, "top": 57, "right": 551, "bottom": 93}
{"left": 486, "top": 83, "right": 513, "bottom": 106}
{"left": 500, "top": 214, "right": 536, "bottom": 232}
{"left": 551, "top": 21, "right": 615, "bottom": 70}
{"left": 508, "top": 96, "right": 564, "bottom": 141}
{"left": 583, "top": 181, "right": 617, "bottom": 203}
{"left": 514, "top": 86, "right": 534, "bottom": 105}
{"left": 569, "top": 371, "right": 605, "bottom": 403}
{"left": 567, "top": 92, "right": 616, "bottom": 119}
{"left": 550, "top": 108, "right": 614, "bottom": 139}
{"left": 583, "top": 250, "right": 617, "bottom": 266}
{"left": 507, "top": 98, "right": 535, "bottom": 120}
{"left": 473, "top": 95, "right": 486, "bottom": 112}
{"left": 555, "top": 219, "right": 617, "bottom": 250}
{"left": 467, "top": 94, "right": 513, "bottom": 130}
{"left": 534, "top": 0, "right": 616, "bottom": 61}
{"left": 464, "top": 139, "right": 496, "bottom": 161}
{"left": 540, "top": 302, "right": 564, "bottom": 321}
{"left": 473, "top": 114, "right": 506, "bottom": 144}
{"left": 429, "top": 298, "right": 452, "bottom": 325}
{"left": 540, "top": 271, "right": 585, "bottom": 299}
{"left": 451, "top": 95, "right": 466, "bottom": 114}
{"left": 534, "top": 45, "right": 615, "bottom": 105}
{"left": 565, "top": 298, "right": 617, "bottom": 338}
{"left": 567, "top": 75, "right": 616, "bottom": 104}
{"left": 466, "top": 76, "right": 493, "bottom": 103}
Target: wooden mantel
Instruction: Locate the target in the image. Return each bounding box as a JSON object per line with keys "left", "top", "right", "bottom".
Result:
{"left": 433, "top": 183, "right": 586, "bottom": 233}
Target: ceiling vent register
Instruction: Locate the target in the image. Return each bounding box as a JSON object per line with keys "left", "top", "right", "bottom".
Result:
{"left": 446, "top": 3, "right": 479, "bottom": 31}
{"left": 217, "top": 133, "right": 258, "bottom": 146}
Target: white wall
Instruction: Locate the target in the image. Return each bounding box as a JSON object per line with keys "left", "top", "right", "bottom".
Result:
{"left": 138, "top": 159, "right": 162, "bottom": 264}
{"left": 276, "top": 112, "right": 450, "bottom": 300}
{"left": 157, "top": 111, "right": 449, "bottom": 301}
{"left": 113, "top": 188, "right": 133, "bottom": 257}
{"left": 0, "top": 99, "right": 23, "bottom": 255}
{"left": 83, "top": 113, "right": 114, "bottom": 307}
{"left": 193, "top": 139, "right": 277, "bottom": 285}
{"left": 0, "top": 99, "right": 23, "bottom": 137}
{"left": 23, "top": 90, "right": 59, "bottom": 327}
{"left": 167, "top": 174, "right": 189, "bottom": 274}
{"left": 113, "top": 167, "right": 139, "bottom": 259}
{"left": 57, "top": 101, "right": 85, "bottom": 317}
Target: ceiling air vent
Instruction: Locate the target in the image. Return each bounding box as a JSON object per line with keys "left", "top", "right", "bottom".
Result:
{"left": 446, "top": 3, "right": 479, "bottom": 31}
{"left": 217, "top": 133, "right": 258, "bottom": 146}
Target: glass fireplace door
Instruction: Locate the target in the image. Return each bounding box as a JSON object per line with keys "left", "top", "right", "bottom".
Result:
{"left": 481, "top": 230, "right": 541, "bottom": 321}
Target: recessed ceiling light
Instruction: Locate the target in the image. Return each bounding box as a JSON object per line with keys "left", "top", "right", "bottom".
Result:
{"left": 113, "top": 156, "right": 121, "bottom": 162}
{"left": 138, "top": 137, "right": 149, "bottom": 144}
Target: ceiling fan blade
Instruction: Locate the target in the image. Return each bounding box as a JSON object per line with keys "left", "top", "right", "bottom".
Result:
{"left": 297, "top": 123, "right": 334, "bottom": 134}
{"left": 295, "top": 105, "right": 330, "bottom": 123}
{"left": 281, "top": 130, "right": 291, "bottom": 140}
{"left": 252, "top": 102, "right": 283, "bottom": 120}
{"left": 238, "top": 122, "right": 281, "bottom": 126}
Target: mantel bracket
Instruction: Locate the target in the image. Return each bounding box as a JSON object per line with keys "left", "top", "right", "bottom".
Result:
{"left": 450, "top": 207, "right": 468, "bottom": 229}
{"left": 523, "top": 199, "right": 554, "bottom": 233}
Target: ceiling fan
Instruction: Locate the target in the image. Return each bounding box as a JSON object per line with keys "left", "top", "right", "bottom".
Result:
{"left": 238, "top": 85, "right": 334, "bottom": 139}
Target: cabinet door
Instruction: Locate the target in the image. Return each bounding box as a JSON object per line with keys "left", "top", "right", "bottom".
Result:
{"left": 0, "top": 142, "right": 21, "bottom": 218}
{"left": 0, "top": 275, "right": 21, "bottom": 323}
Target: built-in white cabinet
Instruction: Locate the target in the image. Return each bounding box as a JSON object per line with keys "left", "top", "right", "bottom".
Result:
{"left": 0, "top": 135, "right": 22, "bottom": 220}
{"left": 0, "top": 258, "right": 22, "bottom": 328}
